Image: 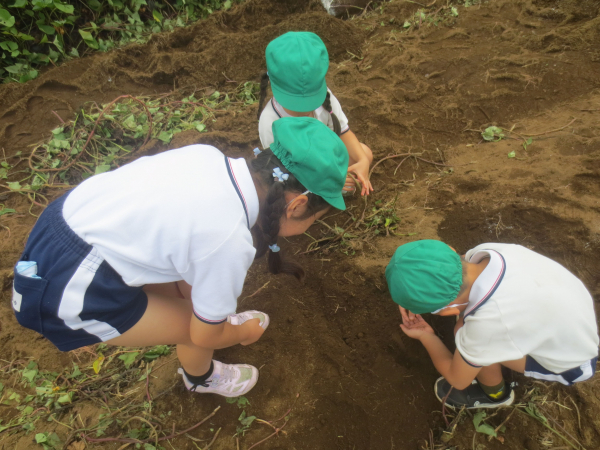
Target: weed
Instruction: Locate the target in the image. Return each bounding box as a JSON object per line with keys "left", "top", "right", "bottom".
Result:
{"left": 226, "top": 396, "right": 251, "bottom": 408}
{"left": 482, "top": 126, "right": 505, "bottom": 142}
{"left": 235, "top": 410, "right": 256, "bottom": 436}
{"left": 473, "top": 411, "right": 504, "bottom": 438}
{"left": 0, "top": 84, "right": 255, "bottom": 212}
{"left": 35, "top": 432, "right": 62, "bottom": 449}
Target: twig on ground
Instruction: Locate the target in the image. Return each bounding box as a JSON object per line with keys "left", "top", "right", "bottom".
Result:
{"left": 240, "top": 281, "right": 270, "bottom": 303}
{"left": 83, "top": 405, "right": 221, "bottom": 445}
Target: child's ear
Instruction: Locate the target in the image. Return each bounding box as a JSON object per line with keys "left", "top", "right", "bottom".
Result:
{"left": 285, "top": 194, "right": 308, "bottom": 219}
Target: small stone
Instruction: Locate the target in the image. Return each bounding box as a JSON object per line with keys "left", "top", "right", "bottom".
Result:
{"left": 287, "top": 317, "right": 294, "bottom": 323}
{"left": 357, "top": 332, "right": 364, "bottom": 338}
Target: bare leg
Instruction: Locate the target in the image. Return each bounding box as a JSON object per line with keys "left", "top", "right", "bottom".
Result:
{"left": 106, "top": 286, "right": 213, "bottom": 376}
{"left": 348, "top": 143, "right": 374, "bottom": 165}
{"left": 477, "top": 357, "right": 527, "bottom": 386}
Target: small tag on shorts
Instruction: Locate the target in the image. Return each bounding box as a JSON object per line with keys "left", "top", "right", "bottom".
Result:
{"left": 12, "top": 284, "right": 22, "bottom": 312}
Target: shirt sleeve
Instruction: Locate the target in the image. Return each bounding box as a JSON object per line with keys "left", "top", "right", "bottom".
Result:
{"left": 455, "top": 302, "right": 524, "bottom": 367}
{"left": 258, "top": 100, "right": 277, "bottom": 150}
{"left": 181, "top": 222, "right": 256, "bottom": 324}
{"left": 329, "top": 91, "right": 349, "bottom": 134}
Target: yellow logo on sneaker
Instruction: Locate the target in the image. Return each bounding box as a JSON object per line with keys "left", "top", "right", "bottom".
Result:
{"left": 488, "top": 390, "right": 504, "bottom": 399}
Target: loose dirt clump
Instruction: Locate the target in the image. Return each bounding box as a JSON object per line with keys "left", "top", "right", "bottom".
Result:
{"left": 1, "top": 0, "right": 600, "bottom": 449}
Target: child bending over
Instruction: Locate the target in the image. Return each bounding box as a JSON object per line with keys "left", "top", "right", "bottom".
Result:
{"left": 385, "top": 240, "right": 599, "bottom": 408}
{"left": 257, "top": 31, "right": 373, "bottom": 196}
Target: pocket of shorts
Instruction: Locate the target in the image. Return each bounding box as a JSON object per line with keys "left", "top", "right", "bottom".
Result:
{"left": 12, "top": 270, "right": 48, "bottom": 335}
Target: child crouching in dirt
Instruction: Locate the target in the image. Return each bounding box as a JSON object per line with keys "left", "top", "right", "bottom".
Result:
{"left": 257, "top": 31, "right": 374, "bottom": 196}
{"left": 12, "top": 117, "right": 348, "bottom": 398}
{"left": 385, "top": 240, "right": 599, "bottom": 408}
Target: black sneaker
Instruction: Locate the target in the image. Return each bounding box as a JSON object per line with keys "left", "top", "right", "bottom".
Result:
{"left": 434, "top": 377, "right": 514, "bottom": 409}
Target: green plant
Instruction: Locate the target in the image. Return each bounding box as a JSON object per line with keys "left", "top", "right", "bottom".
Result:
{"left": 35, "top": 432, "right": 62, "bottom": 449}
{"left": 473, "top": 411, "right": 503, "bottom": 438}
{"left": 482, "top": 126, "right": 505, "bottom": 141}
{"left": 1, "top": 0, "right": 242, "bottom": 84}
{"left": 226, "top": 396, "right": 250, "bottom": 408}
{"left": 235, "top": 410, "right": 256, "bottom": 436}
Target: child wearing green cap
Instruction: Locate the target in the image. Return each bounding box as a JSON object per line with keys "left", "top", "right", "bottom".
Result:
{"left": 257, "top": 31, "right": 374, "bottom": 196}
{"left": 12, "top": 117, "right": 348, "bottom": 398}
{"left": 386, "top": 240, "right": 599, "bottom": 409}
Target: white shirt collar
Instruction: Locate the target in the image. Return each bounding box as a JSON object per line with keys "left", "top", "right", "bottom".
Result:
{"left": 465, "top": 249, "right": 506, "bottom": 317}
{"left": 227, "top": 157, "right": 259, "bottom": 228}
{"left": 271, "top": 98, "right": 323, "bottom": 119}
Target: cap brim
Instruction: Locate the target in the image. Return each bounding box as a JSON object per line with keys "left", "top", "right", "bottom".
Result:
{"left": 323, "top": 193, "right": 346, "bottom": 211}
{"left": 271, "top": 82, "right": 328, "bottom": 113}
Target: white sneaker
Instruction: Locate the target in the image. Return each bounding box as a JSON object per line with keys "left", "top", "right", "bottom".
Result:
{"left": 227, "top": 310, "right": 270, "bottom": 330}
{"left": 178, "top": 360, "right": 259, "bottom": 397}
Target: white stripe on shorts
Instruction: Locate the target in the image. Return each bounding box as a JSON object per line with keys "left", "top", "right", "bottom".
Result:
{"left": 58, "top": 247, "right": 121, "bottom": 342}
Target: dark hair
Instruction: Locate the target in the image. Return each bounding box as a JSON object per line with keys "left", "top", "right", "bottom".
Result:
{"left": 256, "top": 72, "right": 342, "bottom": 135}
{"left": 249, "top": 149, "right": 331, "bottom": 281}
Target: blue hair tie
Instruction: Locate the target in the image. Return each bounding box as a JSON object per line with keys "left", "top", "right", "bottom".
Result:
{"left": 272, "top": 167, "right": 289, "bottom": 183}
{"left": 253, "top": 147, "right": 262, "bottom": 157}
{"left": 269, "top": 244, "right": 280, "bottom": 252}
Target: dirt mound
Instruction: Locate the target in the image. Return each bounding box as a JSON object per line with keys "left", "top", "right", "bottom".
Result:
{"left": 1, "top": 0, "right": 600, "bottom": 449}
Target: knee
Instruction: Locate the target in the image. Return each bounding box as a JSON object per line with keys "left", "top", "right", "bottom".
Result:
{"left": 360, "top": 143, "right": 373, "bottom": 164}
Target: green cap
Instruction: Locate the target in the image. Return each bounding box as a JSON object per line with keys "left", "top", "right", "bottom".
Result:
{"left": 385, "top": 240, "right": 462, "bottom": 314}
{"left": 271, "top": 117, "right": 348, "bottom": 210}
{"left": 266, "top": 32, "right": 329, "bottom": 112}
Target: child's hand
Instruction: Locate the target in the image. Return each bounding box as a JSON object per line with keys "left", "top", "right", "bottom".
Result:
{"left": 240, "top": 318, "right": 265, "bottom": 346}
{"left": 399, "top": 314, "right": 435, "bottom": 340}
{"left": 348, "top": 159, "right": 374, "bottom": 196}
{"left": 398, "top": 305, "right": 417, "bottom": 323}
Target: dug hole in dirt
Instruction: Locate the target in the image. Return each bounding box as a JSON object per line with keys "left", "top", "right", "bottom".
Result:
{"left": 1, "top": 0, "right": 600, "bottom": 449}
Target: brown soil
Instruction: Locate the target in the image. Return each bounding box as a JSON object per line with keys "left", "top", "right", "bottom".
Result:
{"left": 1, "top": 0, "right": 600, "bottom": 449}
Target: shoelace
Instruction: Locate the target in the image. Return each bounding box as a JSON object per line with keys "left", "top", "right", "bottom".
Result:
{"left": 189, "top": 379, "right": 209, "bottom": 392}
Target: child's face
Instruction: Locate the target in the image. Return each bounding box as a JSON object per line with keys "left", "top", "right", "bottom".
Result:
{"left": 278, "top": 192, "right": 330, "bottom": 237}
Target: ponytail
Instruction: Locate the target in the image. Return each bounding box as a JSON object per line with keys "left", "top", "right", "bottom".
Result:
{"left": 250, "top": 150, "right": 331, "bottom": 281}
{"left": 322, "top": 91, "right": 342, "bottom": 135}
{"left": 257, "top": 72, "right": 270, "bottom": 119}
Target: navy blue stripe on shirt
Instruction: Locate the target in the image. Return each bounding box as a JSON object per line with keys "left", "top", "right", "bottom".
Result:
{"left": 224, "top": 155, "right": 250, "bottom": 229}
{"left": 459, "top": 352, "right": 483, "bottom": 368}
{"left": 465, "top": 251, "right": 506, "bottom": 319}
{"left": 193, "top": 310, "right": 227, "bottom": 325}
{"left": 271, "top": 98, "right": 282, "bottom": 118}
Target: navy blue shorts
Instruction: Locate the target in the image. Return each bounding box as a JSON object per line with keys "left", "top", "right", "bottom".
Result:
{"left": 12, "top": 193, "right": 147, "bottom": 351}
{"left": 524, "top": 356, "right": 598, "bottom": 386}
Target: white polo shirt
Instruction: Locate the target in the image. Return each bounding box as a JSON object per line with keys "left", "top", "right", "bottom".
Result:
{"left": 258, "top": 89, "right": 349, "bottom": 150}
{"left": 63, "top": 145, "right": 259, "bottom": 324}
{"left": 455, "top": 243, "right": 599, "bottom": 373}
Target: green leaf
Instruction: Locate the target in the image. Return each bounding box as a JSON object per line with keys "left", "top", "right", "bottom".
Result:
{"left": 522, "top": 137, "right": 533, "bottom": 150}
{"left": 403, "top": 21, "right": 411, "bottom": 28}
{"left": 473, "top": 411, "right": 497, "bottom": 437}
{"left": 7, "top": 181, "right": 21, "bottom": 190}
{"left": 79, "top": 29, "right": 98, "bottom": 49}
{"left": 158, "top": 130, "right": 173, "bottom": 143}
{"left": 22, "top": 368, "right": 38, "bottom": 382}
{"left": 11, "top": 0, "right": 28, "bottom": 7}
{"left": 481, "top": 126, "right": 504, "bottom": 142}
{"left": 451, "top": 6, "right": 458, "bottom": 16}
{"left": 240, "top": 414, "right": 256, "bottom": 427}
{"left": 0, "top": 9, "right": 16, "bottom": 28}
{"left": 94, "top": 165, "right": 111, "bottom": 175}
{"left": 118, "top": 352, "right": 139, "bottom": 369}
{"left": 152, "top": 9, "right": 163, "bottom": 23}
{"left": 223, "top": 0, "right": 232, "bottom": 10}
{"left": 53, "top": 2, "right": 74, "bottom": 14}
{"left": 194, "top": 123, "right": 206, "bottom": 133}
{"left": 508, "top": 150, "right": 516, "bottom": 158}
{"left": 35, "top": 433, "right": 48, "bottom": 444}
{"left": 0, "top": 207, "right": 15, "bottom": 216}
{"left": 38, "top": 24, "right": 55, "bottom": 35}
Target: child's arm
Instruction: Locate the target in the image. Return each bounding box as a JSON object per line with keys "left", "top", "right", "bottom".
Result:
{"left": 340, "top": 131, "right": 374, "bottom": 196}
{"left": 400, "top": 313, "right": 480, "bottom": 390}
{"left": 190, "top": 317, "right": 264, "bottom": 349}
